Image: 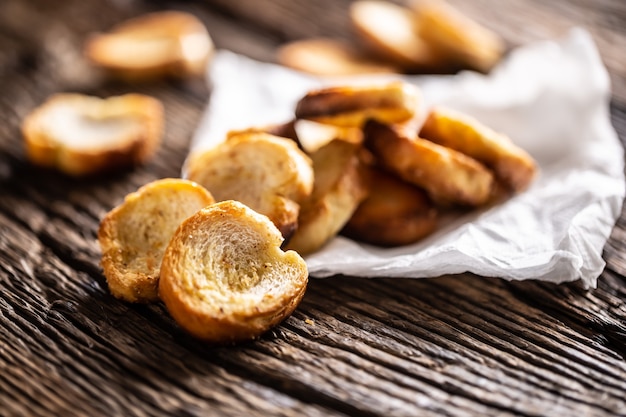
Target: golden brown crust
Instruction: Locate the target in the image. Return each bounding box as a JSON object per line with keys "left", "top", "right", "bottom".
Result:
{"left": 342, "top": 167, "right": 438, "bottom": 246}
{"left": 286, "top": 140, "right": 369, "bottom": 255}
{"left": 21, "top": 93, "right": 163, "bottom": 177}
{"left": 158, "top": 200, "right": 308, "bottom": 344}
{"left": 84, "top": 11, "right": 213, "bottom": 80}
{"left": 411, "top": 0, "right": 505, "bottom": 73}
{"left": 363, "top": 119, "right": 494, "bottom": 206}
{"left": 98, "top": 178, "right": 215, "bottom": 303}
{"left": 419, "top": 106, "right": 537, "bottom": 192}
{"left": 295, "top": 81, "right": 420, "bottom": 127}
{"left": 186, "top": 132, "right": 314, "bottom": 240}
{"left": 277, "top": 37, "right": 398, "bottom": 76}
{"left": 350, "top": 0, "right": 445, "bottom": 71}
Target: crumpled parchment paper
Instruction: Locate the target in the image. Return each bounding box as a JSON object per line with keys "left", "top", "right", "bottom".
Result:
{"left": 187, "top": 28, "right": 624, "bottom": 289}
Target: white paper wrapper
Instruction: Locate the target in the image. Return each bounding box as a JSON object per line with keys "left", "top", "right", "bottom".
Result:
{"left": 187, "top": 28, "right": 624, "bottom": 289}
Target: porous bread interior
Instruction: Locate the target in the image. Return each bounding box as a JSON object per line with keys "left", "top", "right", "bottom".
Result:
{"left": 172, "top": 204, "right": 305, "bottom": 315}
{"left": 113, "top": 186, "right": 213, "bottom": 277}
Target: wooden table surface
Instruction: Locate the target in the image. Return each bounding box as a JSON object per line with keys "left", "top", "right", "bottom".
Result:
{"left": 1, "top": 0, "right": 625, "bottom": 416}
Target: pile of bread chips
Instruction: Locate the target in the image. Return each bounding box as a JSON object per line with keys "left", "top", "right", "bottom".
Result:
{"left": 187, "top": 81, "right": 537, "bottom": 254}
{"left": 278, "top": 0, "right": 505, "bottom": 75}
{"left": 96, "top": 81, "right": 536, "bottom": 343}
{"left": 19, "top": 4, "right": 535, "bottom": 344}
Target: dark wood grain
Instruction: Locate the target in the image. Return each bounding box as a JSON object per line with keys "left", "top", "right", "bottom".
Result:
{"left": 1, "top": 0, "right": 625, "bottom": 416}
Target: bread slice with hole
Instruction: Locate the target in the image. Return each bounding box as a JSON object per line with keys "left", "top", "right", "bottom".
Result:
{"left": 186, "top": 132, "right": 314, "bottom": 240}
{"left": 159, "top": 200, "right": 309, "bottom": 344}
{"left": 98, "top": 178, "right": 215, "bottom": 303}
{"left": 21, "top": 93, "right": 163, "bottom": 176}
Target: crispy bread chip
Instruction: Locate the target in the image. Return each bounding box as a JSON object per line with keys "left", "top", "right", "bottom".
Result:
{"left": 159, "top": 200, "right": 308, "bottom": 344}
{"left": 343, "top": 167, "right": 438, "bottom": 246}
{"left": 295, "top": 81, "right": 420, "bottom": 127}
{"left": 277, "top": 38, "right": 397, "bottom": 76}
{"left": 22, "top": 93, "right": 163, "bottom": 176}
{"left": 364, "top": 119, "right": 494, "bottom": 206}
{"left": 286, "top": 140, "right": 369, "bottom": 255}
{"left": 419, "top": 107, "right": 537, "bottom": 192}
{"left": 412, "top": 0, "right": 504, "bottom": 72}
{"left": 186, "top": 132, "right": 314, "bottom": 239}
{"left": 350, "top": 0, "right": 443, "bottom": 71}
{"left": 85, "top": 11, "right": 213, "bottom": 80}
{"left": 98, "top": 178, "right": 215, "bottom": 303}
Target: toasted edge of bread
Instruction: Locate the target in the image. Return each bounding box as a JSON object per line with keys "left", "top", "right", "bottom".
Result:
{"left": 295, "top": 81, "right": 420, "bottom": 127}
{"left": 364, "top": 119, "right": 494, "bottom": 206}
{"left": 21, "top": 93, "right": 163, "bottom": 176}
{"left": 158, "top": 200, "right": 309, "bottom": 344}
{"left": 98, "top": 178, "right": 215, "bottom": 303}
{"left": 419, "top": 106, "right": 537, "bottom": 192}
{"left": 287, "top": 140, "right": 369, "bottom": 255}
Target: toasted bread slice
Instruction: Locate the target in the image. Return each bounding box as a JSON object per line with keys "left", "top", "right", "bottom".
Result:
{"left": 364, "top": 119, "right": 494, "bottom": 206}
{"left": 98, "top": 178, "right": 215, "bottom": 303}
{"left": 411, "top": 0, "right": 504, "bottom": 73}
{"left": 342, "top": 167, "right": 438, "bottom": 246}
{"left": 286, "top": 140, "right": 369, "bottom": 255}
{"left": 186, "top": 132, "right": 314, "bottom": 239}
{"left": 21, "top": 93, "right": 163, "bottom": 176}
{"left": 84, "top": 11, "right": 213, "bottom": 80}
{"left": 277, "top": 38, "right": 398, "bottom": 76}
{"left": 419, "top": 107, "right": 537, "bottom": 192}
{"left": 350, "top": 0, "right": 444, "bottom": 71}
{"left": 295, "top": 81, "right": 420, "bottom": 128}
{"left": 159, "top": 200, "right": 308, "bottom": 344}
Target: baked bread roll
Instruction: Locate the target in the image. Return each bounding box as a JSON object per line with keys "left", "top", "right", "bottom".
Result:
{"left": 98, "top": 178, "right": 215, "bottom": 303}
{"left": 84, "top": 11, "right": 213, "bottom": 80}
{"left": 419, "top": 106, "right": 537, "bottom": 192}
{"left": 295, "top": 81, "right": 420, "bottom": 128}
{"left": 186, "top": 132, "right": 314, "bottom": 239}
{"left": 21, "top": 93, "right": 163, "bottom": 176}
{"left": 364, "top": 119, "right": 494, "bottom": 206}
{"left": 159, "top": 200, "right": 309, "bottom": 344}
